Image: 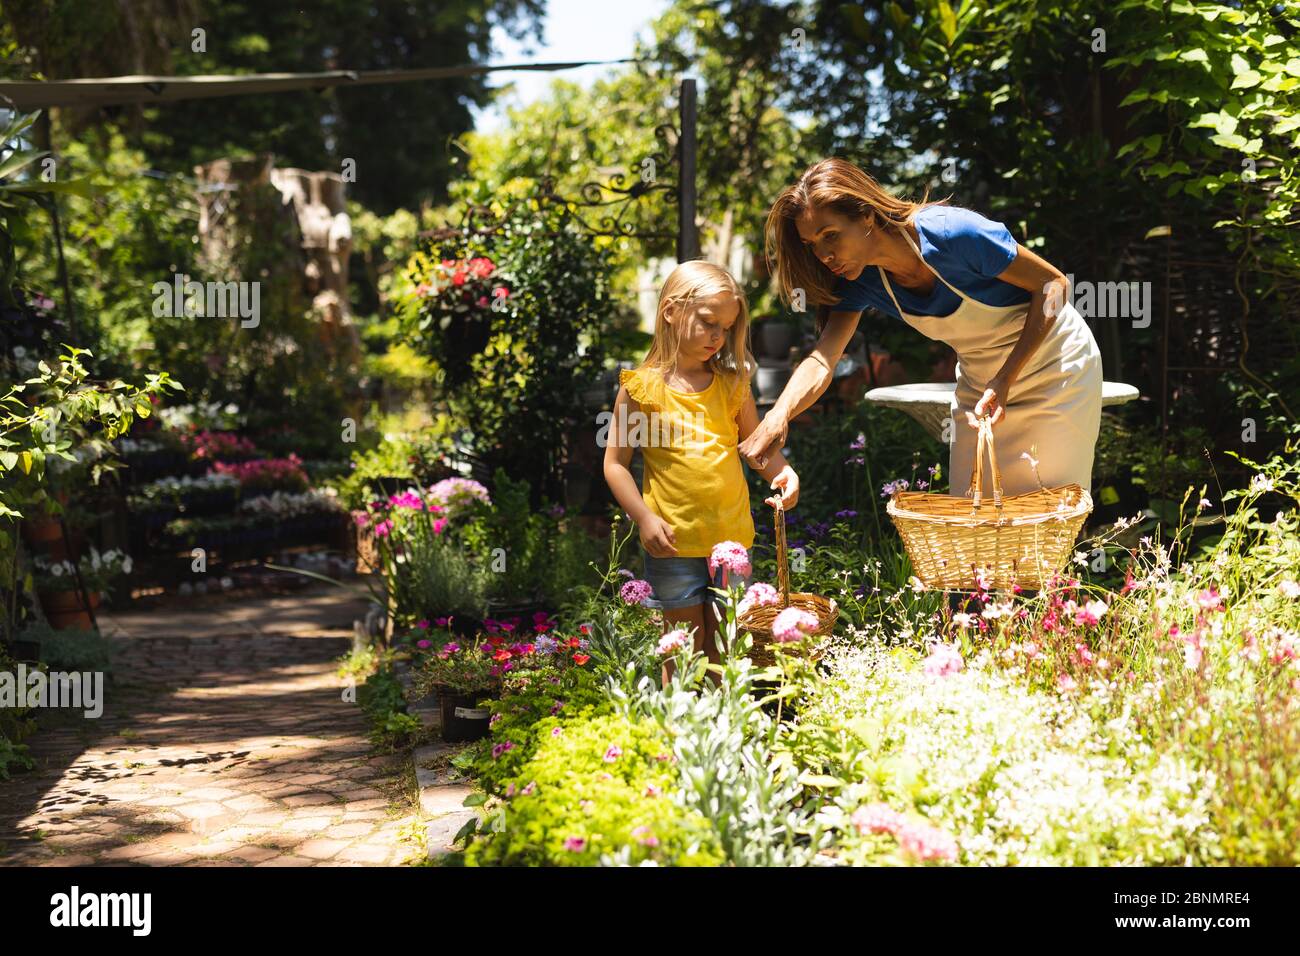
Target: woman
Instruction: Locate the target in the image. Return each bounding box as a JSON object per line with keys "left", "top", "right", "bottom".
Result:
{"left": 741, "top": 158, "right": 1102, "bottom": 498}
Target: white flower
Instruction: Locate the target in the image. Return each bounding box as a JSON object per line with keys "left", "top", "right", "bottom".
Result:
{"left": 1279, "top": 580, "right": 1300, "bottom": 600}
{"left": 1072, "top": 551, "right": 1088, "bottom": 567}
{"left": 1249, "top": 474, "right": 1275, "bottom": 494}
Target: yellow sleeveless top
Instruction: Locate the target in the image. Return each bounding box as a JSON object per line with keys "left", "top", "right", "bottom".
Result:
{"left": 619, "top": 365, "right": 755, "bottom": 558}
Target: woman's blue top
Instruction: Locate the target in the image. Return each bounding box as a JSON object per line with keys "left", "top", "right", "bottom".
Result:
{"left": 831, "top": 204, "right": 1031, "bottom": 319}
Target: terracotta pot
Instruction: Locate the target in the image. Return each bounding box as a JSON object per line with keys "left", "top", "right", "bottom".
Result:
{"left": 39, "top": 588, "right": 102, "bottom": 630}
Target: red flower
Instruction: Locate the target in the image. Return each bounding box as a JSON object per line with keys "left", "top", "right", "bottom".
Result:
{"left": 578, "top": 624, "right": 592, "bottom": 636}
{"left": 452, "top": 270, "right": 467, "bottom": 286}
{"left": 565, "top": 637, "right": 581, "bottom": 648}
{"left": 573, "top": 653, "right": 590, "bottom": 666}
{"left": 493, "top": 650, "right": 513, "bottom": 662}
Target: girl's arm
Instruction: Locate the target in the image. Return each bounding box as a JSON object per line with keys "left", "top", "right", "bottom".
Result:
{"left": 602, "top": 385, "right": 678, "bottom": 557}
{"left": 737, "top": 391, "right": 800, "bottom": 510}
{"left": 737, "top": 309, "right": 863, "bottom": 470}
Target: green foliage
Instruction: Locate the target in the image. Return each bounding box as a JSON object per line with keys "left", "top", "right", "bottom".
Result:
{"left": 18, "top": 621, "right": 114, "bottom": 673}
{"left": 357, "top": 665, "right": 422, "bottom": 752}
{"left": 463, "top": 713, "right": 725, "bottom": 867}
{"left": 393, "top": 202, "right": 616, "bottom": 502}
{"left": 457, "top": 658, "right": 613, "bottom": 797}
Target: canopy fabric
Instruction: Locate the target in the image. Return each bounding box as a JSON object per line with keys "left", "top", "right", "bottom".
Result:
{"left": 0, "top": 60, "right": 638, "bottom": 110}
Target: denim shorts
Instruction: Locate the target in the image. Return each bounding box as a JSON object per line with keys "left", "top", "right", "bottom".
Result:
{"left": 641, "top": 549, "right": 752, "bottom": 611}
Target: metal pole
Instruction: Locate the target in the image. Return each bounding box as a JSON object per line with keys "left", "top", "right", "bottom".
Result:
{"left": 677, "top": 78, "right": 699, "bottom": 262}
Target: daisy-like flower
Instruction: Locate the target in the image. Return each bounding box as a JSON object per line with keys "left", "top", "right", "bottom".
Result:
{"left": 708, "top": 541, "right": 752, "bottom": 580}
{"left": 772, "top": 607, "right": 818, "bottom": 643}
{"left": 620, "top": 578, "right": 654, "bottom": 605}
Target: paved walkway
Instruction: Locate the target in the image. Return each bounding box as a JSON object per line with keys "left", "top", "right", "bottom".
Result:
{"left": 0, "top": 586, "right": 427, "bottom": 866}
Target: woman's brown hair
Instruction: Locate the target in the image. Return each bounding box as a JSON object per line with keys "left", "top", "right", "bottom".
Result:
{"left": 764, "top": 158, "right": 948, "bottom": 332}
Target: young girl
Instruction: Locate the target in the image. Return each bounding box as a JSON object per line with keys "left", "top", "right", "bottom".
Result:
{"left": 603, "top": 260, "right": 800, "bottom": 678}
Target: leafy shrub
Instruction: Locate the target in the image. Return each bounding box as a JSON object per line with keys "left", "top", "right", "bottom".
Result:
{"left": 464, "top": 713, "right": 724, "bottom": 867}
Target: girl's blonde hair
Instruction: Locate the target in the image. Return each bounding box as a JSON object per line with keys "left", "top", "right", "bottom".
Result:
{"left": 636, "top": 259, "right": 755, "bottom": 391}
{"left": 764, "top": 158, "right": 948, "bottom": 328}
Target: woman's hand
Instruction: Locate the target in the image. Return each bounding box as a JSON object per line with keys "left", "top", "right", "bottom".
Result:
{"left": 638, "top": 512, "right": 678, "bottom": 558}
{"left": 968, "top": 379, "right": 1008, "bottom": 429}
{"left": 765, "top": 465, "right": 800, "bottom": 511}
{"left": 739, "top": 409, "right": 789, "bottom": 470}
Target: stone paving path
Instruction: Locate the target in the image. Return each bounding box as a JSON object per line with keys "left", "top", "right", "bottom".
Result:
{"left": 0, "top": 586, "right": 427, "bottom": 866}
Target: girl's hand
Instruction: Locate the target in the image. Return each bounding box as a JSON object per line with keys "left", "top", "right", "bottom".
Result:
{"left": 968, "top": 380, "right": 1007, "bottom": 429}
{"left": 739, "top": 410, "right": 789, "bottom": 470}
{"left": 639, "top": 512, "right": 678, "bottom": 558}
{"left": 765, "top": 465, "right": 800, "bottom": 511}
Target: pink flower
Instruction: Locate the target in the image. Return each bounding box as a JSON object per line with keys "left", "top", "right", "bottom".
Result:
{"left": 620, "top": 579, "right": 654, "bottom": 606}
{"left": 1195, "top": 587, "right": 1225, "bottom": 613}
{"left": 372, "top": 519, "right": 393, "bottom": 538}
{"left": 772, "top": 607, "right": 818, "bottom": 643}
{"left": 923, "top": 642, "right": 964, "bottom": 678}
{"left": 656, "top": 628, "right": 693, "bottom": 656}
{"left": 563, "top": 836, "right": 586, "bottom": 852}
{"left": 1073, "top": 599, "right": 1108, "bottom": 627}
{"left": 491, "top": 741, "right": 515, "bottom": 759}
{"left": 521, "top": 780, "right": 536, "bottom": 795}
{"left": 416, "top": 619, "right": 430, "bottom": 629}
{"left": 737, "top": 582, "right": 780, "bottom": 616}
{"left": 631, "top": 825, "right": 659, "bottom": 847}
{"left": 416, "top": 639, "right": 431, "bottom": 649}
{"left": 895, "top": 821, "right": 959, "bottom": 863}
{"left": 1056, "top": 673, "right": 1078, "bottom": 693}
{"left": 708, "top": 541, "right": 752, "bottom": 581}
{"left": 850, "top": 803, "right": 906, "bottom": 835}
{"left": 1073, "top": 642, "right": 1095, "bottom": 668}
{"left": 603, "top": 745, "right": 623, "bottom": 762}
{"left": 644, "top": 784, "right": 661, "bottom": 798}
{"left": 1268, "top": 629, "right": 1299, "bottom": 666}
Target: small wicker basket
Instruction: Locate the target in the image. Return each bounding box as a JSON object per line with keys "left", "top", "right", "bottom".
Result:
{"left": 887, "top": 417, "right": 1092, "bottom": 592}
{"left": 736, "top": 491, "right": 838, "bottom": 666}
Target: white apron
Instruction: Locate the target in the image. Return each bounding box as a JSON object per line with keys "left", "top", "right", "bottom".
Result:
{"left": 878, "top": 229, "right": 1103, "bottom": 496}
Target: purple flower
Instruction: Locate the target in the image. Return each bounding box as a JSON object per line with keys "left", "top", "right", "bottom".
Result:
{"left": 491, "top": 741, "right": 515, "bottom": 759}
{"left": 620, "top": 578, "right": 654, "bottom": 605}
{"left": 834, "top": 509, "right": 858, "bottom": 520}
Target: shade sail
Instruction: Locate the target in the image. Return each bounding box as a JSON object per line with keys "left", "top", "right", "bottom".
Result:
{"left": 0, "top": 60, "right": 638, "bottom": 110}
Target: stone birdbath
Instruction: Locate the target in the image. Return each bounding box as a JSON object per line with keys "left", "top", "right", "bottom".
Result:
{"left": 864, "top": 381, "right": 1141, "bottom": 442}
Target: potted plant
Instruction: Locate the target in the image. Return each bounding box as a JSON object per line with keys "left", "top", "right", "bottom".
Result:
{"left": 752, "top": 314, "right": 797, "bottom": 360}
{"left": 32, "top": 547, "right": 133, "bottom": 629}
{"left": 409, "top": 634, "right": 502, "bottom": 742}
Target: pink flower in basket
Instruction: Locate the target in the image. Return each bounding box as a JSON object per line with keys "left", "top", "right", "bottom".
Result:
{"left": 737, "top": 582, "right": 780, "bottom": 617}
{"left": 772, "top": 607, "right": 818, "bottom": 643}
{"left": 708, "top": 541, "right": 751, "bottom": 582}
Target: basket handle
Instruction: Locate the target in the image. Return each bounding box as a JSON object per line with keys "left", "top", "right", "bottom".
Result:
{"left": 968, "top": 416, "right": 1004, "bottom": 511}
{"left": 771, "top": 489, "right": 791, "bottom": 606}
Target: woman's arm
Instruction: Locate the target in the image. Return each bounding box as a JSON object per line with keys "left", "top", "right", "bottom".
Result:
{"left": 737, "top": 309, "right": 863, "bottom": 470}
{"left": 601, "top": 385, "right": 678, "bottom": 556}
{"left": 972, "top": 244, "right": 1070, "bottom": 427}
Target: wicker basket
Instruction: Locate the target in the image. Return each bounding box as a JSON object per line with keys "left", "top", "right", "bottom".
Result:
{"left": 736, "top": 492, "right": 838, "bottom": 666}
{"left": 887, "top": 417, "right": 1092, "bottom": 592}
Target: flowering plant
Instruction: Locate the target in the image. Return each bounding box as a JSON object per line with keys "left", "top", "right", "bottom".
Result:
{"left": 181, "top": 429, "right": 260, "bottom": 462}
{"left": 406, "top": 253, "right": 510, "bottom": 386}
{"left": 32, "top": 547, "right": 134, "bottom": 594}
{"left": 211, "top": 455, "right": 310, "bottom": 493}
{"left": 409, "top": 635, "right": 502, "bottom": 696}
